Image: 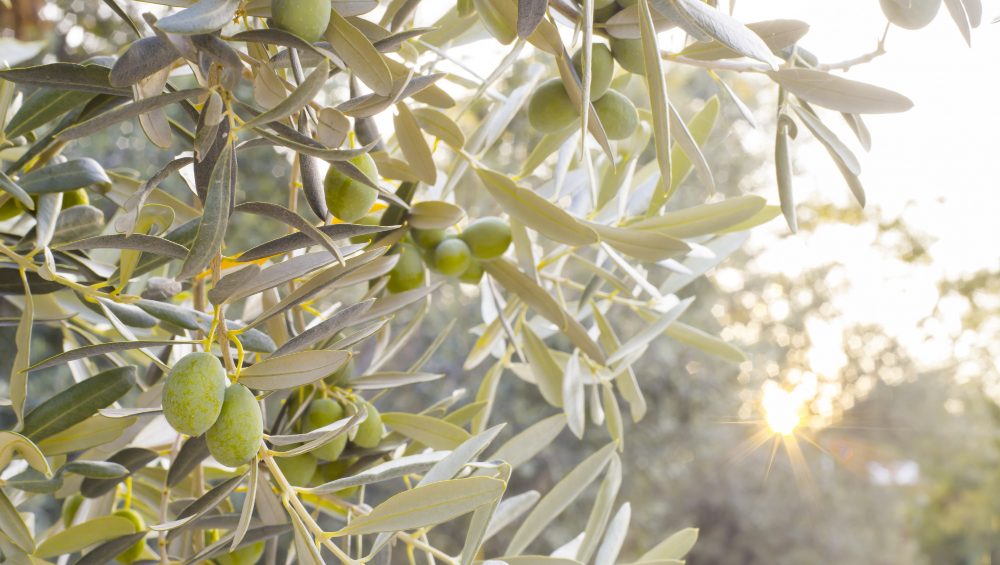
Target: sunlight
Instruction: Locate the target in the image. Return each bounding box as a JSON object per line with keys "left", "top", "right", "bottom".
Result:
{"left": 763, "top": 387, "right": 802, "bottom": 436}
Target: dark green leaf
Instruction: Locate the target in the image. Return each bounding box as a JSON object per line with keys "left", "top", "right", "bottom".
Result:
{"left": 178, "top": 142, "right": 233, "bottom": 280}
{"left": 80, "top": 447, "right": 158, "bottom": 498}
{"left": 59, "top": 88, "right": 205, "bottom": 141}
{"left": 0, "top": 63, "right": 127, "bottom": 95}
{"left": 21, "top": 366, "right": 136, "bottom": 442}
{"left": 5, "top": 88, "right": 94, "bottom": 138}
{"left": 63, "top": 460, "right": 130, "bottom": 479}
{"left": 17, "top": 158, "right": 112, "bottom": 194}
{"left": 109, "top": 36, "right": 180, "bottom": 88}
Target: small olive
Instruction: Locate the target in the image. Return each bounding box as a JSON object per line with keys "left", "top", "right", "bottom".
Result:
{"left": 593, "top": 90, "right": 639, "bottom": 140}
{"left": 528, "top": 79, "right": 578, "bottom": 133}
{"left": 572, "top": 44, "right": 615, "bottom": 101}
{"left": 460, "top": 217, "right": 512, "bottom": 259}
{"left": 325, "top": 154, "right": 380, "bottom": 223}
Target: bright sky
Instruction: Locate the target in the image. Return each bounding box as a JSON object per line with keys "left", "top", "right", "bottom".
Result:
{"left": 730, "top": 1, "right": 1000, "bottom": 385}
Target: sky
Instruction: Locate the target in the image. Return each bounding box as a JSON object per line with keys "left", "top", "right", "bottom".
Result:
{"left": 730, "top": 1, "right": 1000, "bottom": 389}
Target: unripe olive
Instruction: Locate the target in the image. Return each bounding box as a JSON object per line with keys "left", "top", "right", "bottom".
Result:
{"left": 411, "top": 228, "right": 448, "bottom": 250}
{"left": 594, "top": 90, "right": 639, "bottom": 140}
{"left": 315, "top": 457, "right": 360, "bottom": 496}
{"left": 304, "top": 398, "right": 348, "bottom": 461}
{"left": 206, "top": 384, "right": 263, "bottom": 468}
{"left": 610, "top": 38, "right": 645, "bottom": 75}
{"left": 349, "top": 213, "right": 381, "bottom": 245}
{"left": 387, "top": 243, "right": 424, "bottom": 293}
{"left": 276, "top": 452, "right": 318, "bottom": 486}
{"left": 594, "top": 3, "right": 620, "bottom": 23}
{"left": 460, "top": 217, "right": 511, "bottom": 259}
{"left": 352, "top": 401, "right": 382, "bottom": 448}
{"left": 271, "top": 0, "right": 332, "bottom": 42}
{"left": 880, "top": 0, "right": 941, "bottom": 29}
{"left": 0, "top": 198, "right": 20, "bottom": 221}
{"left": 162, "top": 352, "right": 227, "bottom": 437}
{"left": 433, "top": 238, "right": 472, "bottom": 276}
{"left": 214, "top": 541, "right": 265, "bottom": 565}
{"left": 528, "top": 79, "right": 577, "bottom": 133}
{"left": 62, "top": 188, "right": 89, "bottom": 208}
{"left": 572, "top": 44, "right": 615, "bottom": 101}
{"left": 61, "top": 494, "right": 83, "bottom": 528}
{"left": 459, "top": 260, "right": 484, "bottom": 286}
{"left": 112, "top": 509, "right": 145, "bottom": 563}
{"left": 324, "top": 356, "right": 355, "bottom": 385}
{"left": 325, "top": 154, "right": 380, "bottom": 223}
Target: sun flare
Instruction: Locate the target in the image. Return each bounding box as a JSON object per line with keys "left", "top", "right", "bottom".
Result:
{"left": 763, "top": 387, "right": 802, "bottom": 436}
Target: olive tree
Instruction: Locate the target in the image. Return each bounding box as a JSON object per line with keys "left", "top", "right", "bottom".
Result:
{"left": 0, "top": 0, "right": 975, "bottom": 563}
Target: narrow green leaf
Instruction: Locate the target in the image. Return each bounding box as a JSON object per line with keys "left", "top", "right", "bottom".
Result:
{"left": 59, "top": 88, "right": 204, "bottom": 141}
{"left": 382, "top": 412, "right": 472, "bottom": 449}
{"left": 178, "top": 141, "right": 233, "bottom": 280}
{"left": 769, "top": 68, "right": 914, "bottom": 114}
{"left": 242, "top": 59, "right": 329, "bottom": 130}
{"left": 506, "top": 442, "right": 617, "bottom": 555}
{"left": 17, "top": 158, "right": 111, "bottom": 194}
{"left": 22, "top": 366, "right": 136, "bottom": 442}
{"left": 333, "top": 477, "right": 505, "bottom": 536}
{"left": 34, "top": 515, "right": 137, "bottom": 558}
{"left": 156, "top": 0, "right": 241, "bottom": 34}
{"left": 239, "top": 350, "right": 350, "bottom": 390}
{"left": 325, "top": 9, "right": 393, "bottom": 96}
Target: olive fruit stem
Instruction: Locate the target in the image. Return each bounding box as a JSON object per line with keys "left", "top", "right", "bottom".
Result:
{"left": 262, "top": 448, "right": 360, "bottom": 565}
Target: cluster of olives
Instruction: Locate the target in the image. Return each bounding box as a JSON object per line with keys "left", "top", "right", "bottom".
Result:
{"left": 386, "top": 216, "right": 512, "bottom": 292}
{"left": 527, "top": 42, "right": 640, "bottom": 139}
{"left": 275, "top": 395, "right": 383, "bottom": 489}
{"left": 0, "top": 187, "right": 89, "bottom": 221}
{"left": 162, "top": 352, "right": 263, "bottom": 468}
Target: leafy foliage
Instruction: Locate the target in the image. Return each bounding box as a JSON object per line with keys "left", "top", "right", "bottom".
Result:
{"left": 0, "top": 0, "right": 975, "bottom": 563}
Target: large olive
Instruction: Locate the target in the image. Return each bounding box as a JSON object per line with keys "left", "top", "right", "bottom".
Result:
{"left": 303, "top": 398, "right": 348, "bottom": 461}
{"left": 214, "top": 541, "right": 265, "bottom": 565}
{"left": 879, "top": 0, "right": 941, "bottom": 29}
{"left": 610, "top": 38, "right": 645, "bottom": 75}
{"left": 411, "top": 228, "right": 449, "bottom": 250}
{"left": 460, "top": 216, "right": 511, "bottom": 259}
{"left": 433, "top": 238, "right": 472, "bottom": 276}
{"left": 572, "top": 44, "right": 615, "bottom": 101}
{"left": 352, "top": 401, "right": 382, "bottom": 448}
{"left": 387, "top": 243, "right": 425, "bottom": 293}
{"left": 112, "top": 509, "right": 146, "bottom": 563}
{"left": 61, "top": 494, "right": 83, "bottom": 528}
{"left": 459, "top": 260, "right": 484, "bottom": 286}
{"left": 594, "top": 90, "right": 639, "bottom": 140}
{"left": 276, "top": 451, "right": 318, "bottom": 486}
{"left": 206, "top": 384, "right": 263, "bottom": 468}
{"left": 162, "top": 352, "right": 227, "bottom": 437}
{"left": 271, "top": 0, "right": 332, "bottom": 42}
{"left": 528, "top": 79, "right": 578, "bottom": 133}
{"left": 325, "top": 154, "right": 380, "bottom": 223}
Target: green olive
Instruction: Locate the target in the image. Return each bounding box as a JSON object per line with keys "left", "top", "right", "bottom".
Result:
{"left": 271, "top": 0, "right": 332, "bottom": 42}
{"left": 0, "top": 198, "right": 20, "bottom": 221}
{"left": 460, "top": 217, "right": 511, "bottom": 259}
{"left": 880, "top": 0, "right": 941, "bottom": 29}
{"left": 594, "top": 3, "right": 620, "bottom": 22}
{"left": 610, "top": 38, "right": 645, "bottom": 75}
{"left": 528, "top": 79, "right": 578, "bottom": 133}
{"left": 62, "top": 188, "right": 89, "bottom": 208}
{"left": 594, "top": 90, "right": 639, "bottom": 140}
{"left": 276, "top": 452, "right": 318, "bottom": 486}
{"left": 433, "top": 238, "right": 472, "bottom": 276}
{"left": 162, "top": 352, "right": 227, "bottom": 437}
{"left": 112, "top": 509, "right": 146, "bottom": 563}
{"left": 61, "top": 494, "right": 83, "bottom": 528}
{"left": 411, "top": 228, "right": 449, "bottom": 250}
{"left": 387, "top": 243, "right": 425, "bottom": 293}
{"left": 214, "top": 541, "right": 265, "bottom": 565}
{"left": 315, "top": 457, "right": 360, "bottom": 496}
{"left": 572, "top": 44, "right": 615, "bottom": 101}
{"left": 459, "top": 260, "right": 484, "bottom": 286}
{"left": 206, "top": 384, "right": 263, "bottom": 468}
{"left": 352, "top": 401, "right": 382, "bottom": 448}
{"left": 324, "top": 356, "right": 355, "bottom": 386}
{"left": 349, "top": 213, "right": 381, "bottom": 245}
{"left": 325, "top": 154, "right": 380, "bottom": 223}
{"left": 303, "top": 398, "right": 348, "bottom": 461}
